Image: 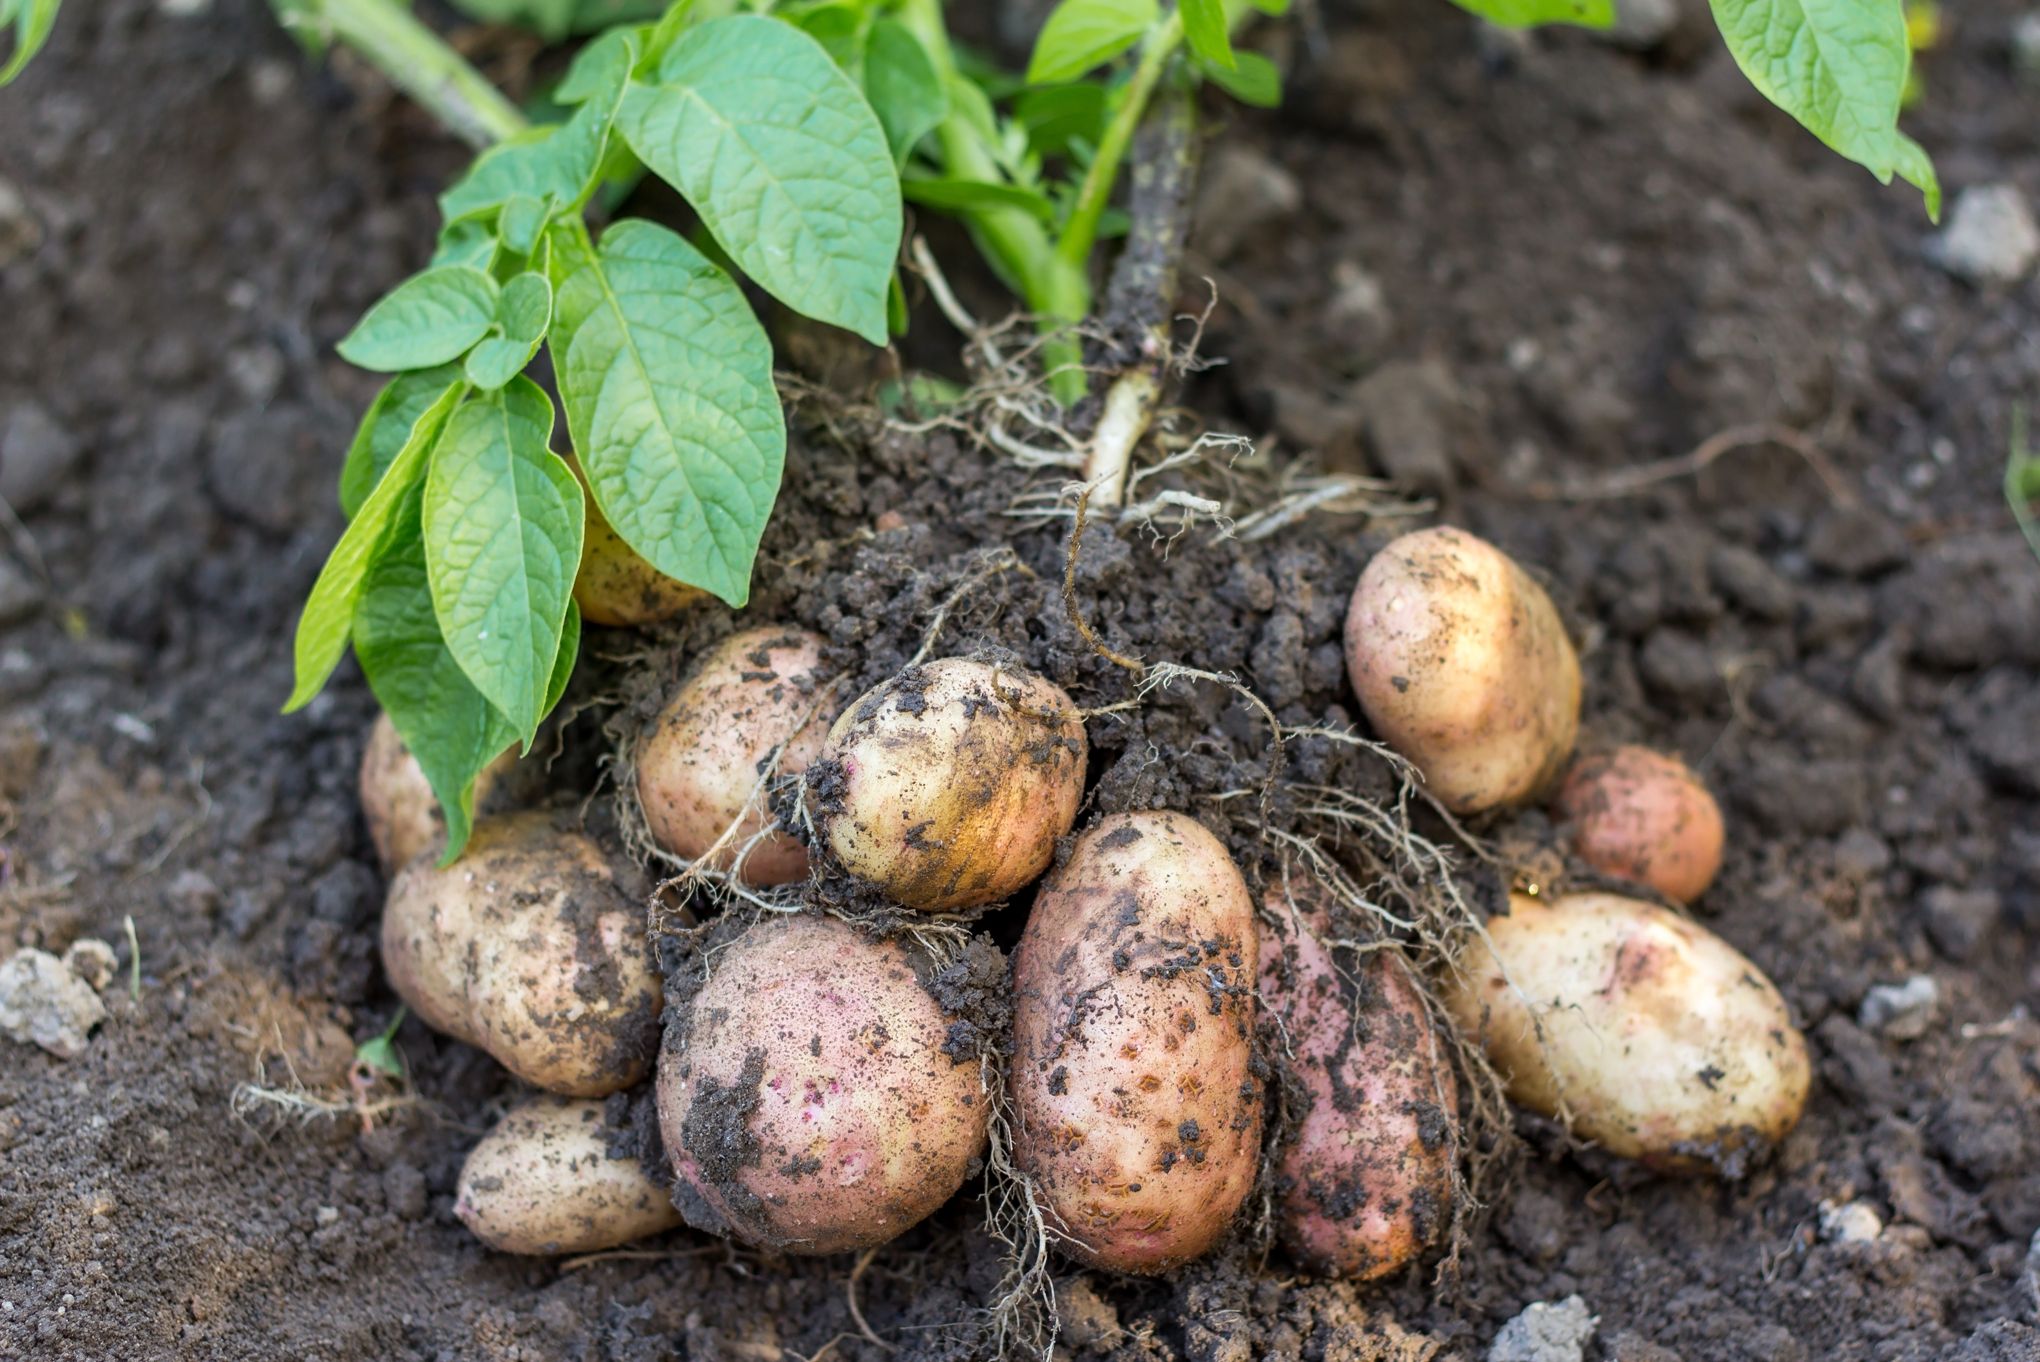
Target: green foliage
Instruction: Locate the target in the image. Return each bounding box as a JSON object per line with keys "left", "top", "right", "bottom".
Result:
{"left": 2009, "top": 407, "right": 2040, "bottom": 564}
{"left": 1179, "top": 0, "right": 1235, "bottom": 68}
{"left": 1197, "top": 49, "right": 1280, "bottom": 106}
{"left": 0, "top": 0, "right": 59, "bottom": 86}
{"left": 1027, "top": 0, "right": 1158, "bottom": 84}
{"left": 865, "top": 19, "right": 947, "bottom": 163}
{"left": 338, "top": 365, "right": 465, "bottom": 518}
{"left": 337, "top": 266, "right": 501, "bottom": 371}
{"left": 446, "top": 0, "right": 664, "bottom": 41}
{"left": 1443, "top": 0, "right": 1612, "bottom": 27}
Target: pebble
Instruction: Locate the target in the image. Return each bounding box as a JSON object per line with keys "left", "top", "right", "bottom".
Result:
{"left": 1491, "top": 1295, "right": 1598, "bottom": 1362}
{"left": 1819, "top": 1198, "right": 1885, "bottom": 1243}
{"left": 1927, "top": 184, "right": 2040, "bottom": 286}
{"left": 0, "top": 401, "right": 84, "bottom": 513}
{"left": 0, "top": 949, "right": 109, "bottom": 1059}
{"left": 1859, "top": 975, "right": 1940, "bottom": 1041}
{"left": 59, "top": 939, "right": 119, "bottom": 994}
{"left": 1920, "top": 885, "right": 2000, "bottom": 963}
{"left": 1193, "top": 144, "right": 1302, "bottom": 264}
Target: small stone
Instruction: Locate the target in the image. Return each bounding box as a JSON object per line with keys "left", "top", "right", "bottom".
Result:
{"left": 0, "top": 402, "right": 84, "bottom": 513}
{"left": 1490, "top": 1295, "right": 1597, "bottom": 1362}
{"left": 0, "top": 559, "right": 43, "bottom": 630}
{"left": 1928, "top": 184, "right": 2040, "bottom": 286}
{"left": 1859, "top": 974, "right": 1940, "bottom": 1041}
{"left": 1806, "top": 507, "right": 1910, "bottom": 578}
{"left": 315, "top": 1205, "right": 340, "bottom": 1227}
{"left": 1920, "top": 885, "right": 2000, "bottom": 963}
{"left": 1192, "top": 144, "right": 1302, "bottom": 264}
{"left": 0, "top": 949, "right": 109, "bottom": 1059}
{"left": 1819, "top": 1198, "right": 1885, "bottom": 1243}
{"left": 58, "top": 939, "right": 118, "bottom": 994}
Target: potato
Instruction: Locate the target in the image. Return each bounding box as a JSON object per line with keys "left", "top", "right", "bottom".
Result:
{"left": 1443, "top": 892, "right": 1810, "bottom": 1174}
{"left": 381, "top": 812, "right": 659, "bottom": 1097}
{"left": 572, "top": 478, "right": 706, "bottom": 628}
{"left": 1555, "top": 746, "right": 1725, "bottom": 904}
{"left": 811, "top": 657, "right": 1087, "bottom": 913}
{"left": 456, "top": 1096, "right": 682, "bottom": 1255}
{"left": 358, "top": 712, "right": 517, "bottom": 876}
{"left": 657, "top": 913, "right": 989, "bottom": 1254}
{"left": 1344, "top": 526, "right": 1580, "bottom": 813}
{"left": 1260, "top": 885, "right": 1456, "bottom": 1279}
{"left": 1009, "top": 811, "right": 1261, "bottom": 1274}
{"left": 637, "top": 627, "right": 832, "bottom": 887}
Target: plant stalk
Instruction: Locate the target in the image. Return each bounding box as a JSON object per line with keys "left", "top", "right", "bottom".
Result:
{"left": 274, "top": 0, "right": 529, "bottom": 148}
{"left": 1055, "top": 11, "right": 1183, "bottom": 279}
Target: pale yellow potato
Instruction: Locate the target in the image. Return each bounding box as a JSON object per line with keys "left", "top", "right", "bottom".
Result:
{"left": 656, "top": 913, "right": 989, "bottom": 1254}
{"left": 1443, "top": 892, "right": 1809, "bottom": 1175}
{"left": 381, "top": 812, "right": 660, "bottom": 1097}
{"left": 813, "top": 657, "right": 1087, "bottom": 912}
{"left": 1344, "top": 526, "right": 1580, "bottom": 813}
{"left": 572, "top": 475, "right": 707, "bottom": 628}
{"left": 1010, "top": 812, "right": 1261, "bottom": 1275}
{"left": 456, "top": 1096, "right": 681, "bottom": 1255}
{"left": 1555, "top": 746, "right": 1725, "bottom": 904}
{"left": 1260, "top": 882, "right": 1457, "bottom": 1279}
{"left": 636, "top": 627, "right": 832, "bottom": 887}
{"left": 358, "top": 712, "right": 518, "bottom": 876}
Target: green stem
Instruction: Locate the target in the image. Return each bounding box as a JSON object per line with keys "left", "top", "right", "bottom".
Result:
{"left": 273, "top": 0, "right": 529, "bottom": 148}
{"left": 1055, "top": 11, "right": 1183, "bottom": 278}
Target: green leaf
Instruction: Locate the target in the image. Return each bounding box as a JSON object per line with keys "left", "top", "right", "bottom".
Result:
{"left": 339, "top": 365, "right": 465, "bottom": 519}
{"left": 545, "top": 599, "right": 581, "bottom": 716}
{"left": 1015, "top": 83, "right": 1109, "bottom": 157}
{"left": 286, "top": 384, "right": 466, "bottom": 712}
{"left": 788, "top": 2, "right": 868, "bottom": 70}
{"left": 1444, "top": 0, "right": 1611, "bottom": 27}
{"left": 903, "top": 176, "right": 1057, "bottom": 220}
{"left": 0, "top": 0, "right": 58, "bottom": 86}
{"left": 1250, "top": 0, "right": 1290, "bottom": 12}
{"left": 354, "top": 488, "right": 520, "bottom": 863}
{"left": 1180, "top": 0, "right": 1234, "bottom": 68}
{"left": 556, "top": 25, "right": 638, "bottom": 103}
{"left": 444, "top": 0, "right": 665, "bottom": 40}
{"left": 864, "top": 19, "right": 946, "bottom": 165}
{"left": 1707, "top": 0, "right": 1937, "bottom": 211}
{"left": 338, "top": 267, "right": 500, "bottom": 372}
{"left": 1199, "top": 49, "right": 1281, "bottom": 106}
{"left": 441, "top": 71, "right": 624, "bottom": 225}
{"left": 432, "top": 219, "right": 499, "bottom": 270}
{"left": 498, "top": 195, "right": 551, "bottom": 256}
{"left": 618, "top": 15, "right": 902, "bottom": 345}
{"left": 1026, "top": 0, "right": 1157, "bottom": 85}
{"left": 423, "top": 377, "right": 583, "bottom": 742}
{"left": 547, "top": 217, "right": 784, "bottom": 608}
{"left": 464, "top": 272, "right": 553, "bottom": 390}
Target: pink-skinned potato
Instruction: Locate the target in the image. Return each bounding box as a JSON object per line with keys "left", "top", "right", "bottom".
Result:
{"left": 381, "top": 812, "right": 660, "bottom": 1097}
{"left": 1345, "top": 526, "right": 1580, "bottom": 813}
{"left": 1555, "top": 746, "right": 1725, "bottom": 904}
{"left": 1010, "top": 812, "right": 1262, "bottom": 1275}
{"left": 811, "top": 657, "right": 1087, "bottom": 912}
{"left": 456, "top": 1096, "right": 682, "bottom": 1255}
{"left": 1260, "top": 883, "right": 1457, "bottom": 1279}
{"left": 358, "top": 712, "right": 521, "bottom": 876}
{"left": 637, "top": 627, "right": 833, "bottom": 887}
{"left": 1444, "top": 892, "right": 1810, "bottom": 1176}
{"left": 656, "top": 913, "right": 989, "bottom": 1255}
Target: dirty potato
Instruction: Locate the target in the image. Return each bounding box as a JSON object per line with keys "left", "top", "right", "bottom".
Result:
{"left": 1010, "top": 811, "right": 1262, "bottom": 1275}
{"left": 381, "top": 812, "right": 660, "bottom": 1097}
{"left": 456, "top": 1096, "right": 682, "bottom": 1254}
{"left": 1555, "top": 746, "right": 1725, "bottom": 904}
{"left": 572, "top": 477, "right": 707, "bottom": 628}
{"left": 358, "top": 712, "right": 519, "bottom": 876}
{"left": 1344, "top": 526, "right": 1580, "bottom": 813}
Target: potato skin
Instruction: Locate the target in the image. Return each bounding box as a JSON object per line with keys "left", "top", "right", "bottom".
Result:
{"left": 1555, "top": 746, "right": 1725, "bottom": 904}
{"left": 1443, "top": 892, "right": 1810, "bottom": 1175}
{"left": 1010, "top": 812, "right": 1262, "bottom": 1275}
{"left": 381, "top": 812, "right": 660, "bottom": 1097}
{"left": 812, "top": 657, "right": 1087, "bottom": 912}
{"left": 456, "top": 1097, "right": 682, "bottom": 1255}
{"left": 637, "top": 628, "right": 832, "bottom": 887}
{"left": 1344, "top": 526, "right": 1580, "bottom": 814}
{"left": 573, "top": 482, "right": 707, "bottom": 628}
{"left": 656, "top": 913, "right": 989, "bottom": 1255}
{"left": 358, "top": 713, "right": 516, "bottom": 876}
{"left": 1260, "top": 887, "right": 1456, "bottom": 1279}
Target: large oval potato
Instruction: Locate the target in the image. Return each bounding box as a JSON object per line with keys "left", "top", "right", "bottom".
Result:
{"left": 1443, "top": 892, "right": 1809, "bottom": 1175}
{"left": 1555, "top": 746, "right": 1725, "bottom": 904}
{"left": 812, "top": 657, "right": 1087, "bottom": 912}
{"left": 1344, "top": 526, "right": 1580, "bottom": 813}
{"left": 657, "top": 913, "right": 989, "bottom": 1255}
{"left": 637, "top": 627, "right": 832, "bottom": 887}
{"left": 1260, "top": 884, "right": 1457, "bottom": 1279}
{"left": 1010, "top": 811, "right": 1262, "bottom": 1275}
{"left": 456, "top": 1096, "right": 682, "bottom": 1255}
{"left": 381, "top": 812, "right": 660, "bottom": 1097}
{"left": 358, "top": 712, "right": 519, "bottom": 876}
{"left": 572, "top": 475, "right": 707, "bottom": 628}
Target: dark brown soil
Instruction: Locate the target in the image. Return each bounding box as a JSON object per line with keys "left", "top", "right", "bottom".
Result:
{"left": 3, "top": 1, "right": 2038, "bottom": 1360}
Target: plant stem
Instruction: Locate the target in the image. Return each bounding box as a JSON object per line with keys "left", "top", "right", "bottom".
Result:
{"left": 1054, "top": 12, "right": 1183, "bottom": 279}
{"left": 273, "top": 0, "right": 529, "bottom": 148}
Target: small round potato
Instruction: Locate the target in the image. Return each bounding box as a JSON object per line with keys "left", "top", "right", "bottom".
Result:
{"left": 573, "top": 483, "right": 707, "bottom": 628}
{"left": 1260, "top": 885, "right": 1457, "bottom": 1279}
{"left": 1010, "top": 812, "right": 1262, "bottom": 1275}
{"left": 637, "top": 627, "right": 832, "bottom": 887}
{"left": 1345, "top": 526, "right": 1581, "bottom": 814}
{"left": 358, "top": 712, "right": 517, "bottom": 876}
{"left": 657, "top": 913, "right": 989, "bottom": 1255}
{"left": 1555, "top": 746, "right": 1725, "bottom": 904}
{"left": 1443, "top": 892, "right": 1810, "bottom": 1175}
{"left": 812, "top": 657, "right": 1087, "bottom": 912}
{"left": 456, "top": 1096, "right": 682, "bottom": 1255}
{"left": 381, "top": 812, "right": 660, "bottom": 1097}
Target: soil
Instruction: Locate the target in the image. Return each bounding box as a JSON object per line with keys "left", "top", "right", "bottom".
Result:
{"left": 3, "top": 1, "right": 2038, "bottom": 1360}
